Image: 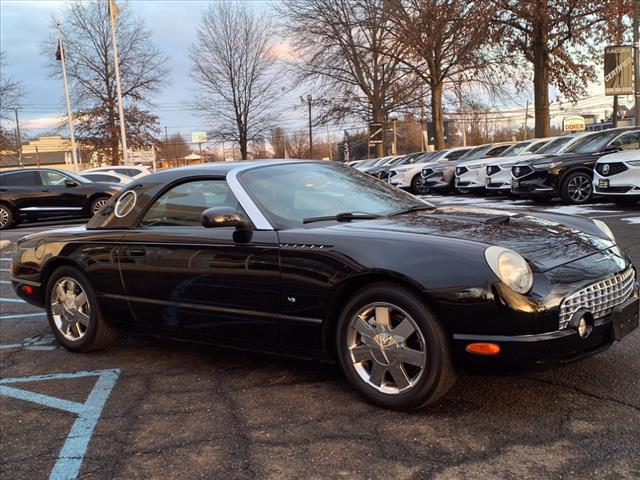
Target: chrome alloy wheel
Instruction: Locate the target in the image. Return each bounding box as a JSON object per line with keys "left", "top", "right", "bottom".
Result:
{"left": 346, "top": 302, "right": 427, "bottom": 394}
{"left": 0, "top": 206, "right": 9, "bottom": 229}
{"left": 50, "top": 276, "right": 90, "bottom": 341}
{"left": 566, "top": 174, "right": 592, "bottom": 203}
{"left": 92, "top": 198, "right": 108, "bottom": 213}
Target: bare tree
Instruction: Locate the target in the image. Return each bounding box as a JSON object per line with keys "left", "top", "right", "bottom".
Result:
{"left": 41, "top": 1, "right": 168, "bottom": 165}
{"left": 190, "top": 1, "right": 285, "bottom": 160}
{"left": 158, "top": 133, "right": 192, "bottom": 162}
{"left": 278, "top": 0, "right": 423, "bottom": 157}
{"left": 495, "top": 1, "right": 617, "bottom": 137}
{"left": 386, "top": 1, "right": 502, "bottom": 149}
{"left": 270, "top": 127, "right": 287, "bottom": 158}
{"left": 0, "top": 51, "right": 23, "bottom": 153}
{"left": 287, "top": 130, "right": 310, "bottom": 159}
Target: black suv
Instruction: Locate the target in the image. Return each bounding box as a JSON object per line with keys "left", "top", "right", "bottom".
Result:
{"left": 0, "top": 168, "right": 120, "bottom": 230}
{"left": 510, "top": 128, "right": 640, "bottom": 204}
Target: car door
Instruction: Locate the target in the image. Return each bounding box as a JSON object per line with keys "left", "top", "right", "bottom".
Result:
{"left": 118, "top": 177, "right": 281, "bottom": 346}
{"left": 37, "top": 170, "right": 86, "bottom": 215}
{"left": 0, "top": 171, "right": 43, "bottom": 212}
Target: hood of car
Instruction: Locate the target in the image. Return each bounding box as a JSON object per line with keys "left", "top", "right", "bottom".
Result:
{"left": 329, "top": 206, "right": 617, "bottom": 271}
{"left": 458, "top": 157, "right": 493, "bottom": 168}
{"left": 486, "top": 153, "right": 546, "bottom": 166}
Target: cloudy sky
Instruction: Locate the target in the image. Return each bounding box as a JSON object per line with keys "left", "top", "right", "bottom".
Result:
{"left": 0, "top": 0, "right": 321, "bottom": 142}
{"left": 1, "top": 0, "right": 628, "bottom": 143}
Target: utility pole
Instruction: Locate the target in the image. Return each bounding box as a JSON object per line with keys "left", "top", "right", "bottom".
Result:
{"left": 523, "top": 100, "right": 530, "bottom": 140}
{"left": 165, "top": 126, "right": 168, "bottom": 142}
{"left": 391, "top": 117, "right": 397, "bottom": 155}
{"left": 109, "top": 0, "right": 128, "bottom": 165}
{"left": 634, "top": 0, "right": 640, "bottom": 126}
{"left": 326, "top": 124, "right": 332, "bottom": 161}
{"left": 13, "top": 107, "right": 23, "bottom": 168}
{"left": 301, "top": 94, "right": 313, "bottom": 158}
{"left": 56, "top": 23, "right": 79, "bottom": 172}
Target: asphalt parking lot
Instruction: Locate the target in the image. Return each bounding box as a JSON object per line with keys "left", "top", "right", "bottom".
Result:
{"left": 1, "top": 196, "right": 639, "bottom": 479}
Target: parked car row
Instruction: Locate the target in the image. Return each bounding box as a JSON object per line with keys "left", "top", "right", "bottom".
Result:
{"left": 352, "top": 127, "right": 639, "bottom": 206}
{"left": 0, "top": 165, "right": 152, "bottom": 230}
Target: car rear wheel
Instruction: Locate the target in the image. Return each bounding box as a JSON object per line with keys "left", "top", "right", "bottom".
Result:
{"left": 90, "top": 195, "right": 110, "bottom": 215}
{"left": 46, "top": 266, "right": 118, "bottom": 352}
{"left": 561, "top": 171, "right": 593, "bottom": 205}
{"left": 336, "top": 283, "right": 456, "bottom": 410}
{"left": 0, "top": 204, "right": 14, "bottom": 230}
{"left": 411, "top": 175, "right": 430, "bottom": 195}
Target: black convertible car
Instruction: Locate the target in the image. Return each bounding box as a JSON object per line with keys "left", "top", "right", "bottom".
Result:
{"left": 11, "top": 160, "right": 639, "bottom": 409}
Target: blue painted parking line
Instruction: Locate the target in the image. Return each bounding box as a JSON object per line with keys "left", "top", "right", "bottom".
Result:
{"left": 0, "top": 312, "right": 46, "bottom": 320}
{"left": 0, "top": 369, "right": 120, "bottom": 480}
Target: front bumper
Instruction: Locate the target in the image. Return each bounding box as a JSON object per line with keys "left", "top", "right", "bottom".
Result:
{"left": 593, "top": 167, "right": 640, "bottom": 196}
{"left": 455, "top": 168, "right": 486, "bottom": 190}
{"left": 453, "top": 297, "right": 639, "bottom": 372}
{"left": 388, "top": 170, "right": 414, "bottom": 188}
{"left": 485, "top": 168, "right": 511, "bottom": 191}
{"left": 511, "top": 169, "right": 557, "bottom": 196}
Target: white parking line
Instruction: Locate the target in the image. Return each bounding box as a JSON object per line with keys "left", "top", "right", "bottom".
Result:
{"left": 0, "top": 312, "right": 46, "bottom": 320}
{"left": 0, "top": 258, "right": 11, "bottom": 262}
{"left": 0, "top": 280, "right": 11, "bottom": 284}
{"left": 0, "top": 298, "right": 25, "bottom": 303}
{"left": 0, "top": 269, "right": 10, "bottom": 272}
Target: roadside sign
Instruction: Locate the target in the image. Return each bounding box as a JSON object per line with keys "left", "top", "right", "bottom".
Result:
{"left": 368, "top": 123, "right": 383, "bottom": 145}
{"left": 191, "top": 131, "right": 208, "bottom": 143}
{"left": 604, "top": 46, "right": 634, "bottom": 96}
{"left": 563, "top": 115, "right": 586, "bottom": 132}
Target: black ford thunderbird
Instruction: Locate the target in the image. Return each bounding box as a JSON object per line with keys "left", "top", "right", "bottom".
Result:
{"left": 11, "top": 160, "right": 639, "bottom": 409}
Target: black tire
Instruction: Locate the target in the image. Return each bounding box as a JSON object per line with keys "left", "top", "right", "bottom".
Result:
{"left": 560, "top": 171, "right": 593, "bottom": 205}
{"left": 45, "top": 266, "right": 118, "bottom": 352}
{"left": 410, "top": 175, "right": 430, "bottom": 195}
{"left": 0, "top": 204, "right": 14, "bottom": 230}
{"left": 90, "top": 195, "right": 110, "bottom": 215}
{"left": 336, "top": 282, "right": 456, "bottom": 410}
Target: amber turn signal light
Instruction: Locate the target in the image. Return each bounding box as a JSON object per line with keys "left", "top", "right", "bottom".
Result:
{"left": 465, "top": 342, "right": 500, "bottom": 355}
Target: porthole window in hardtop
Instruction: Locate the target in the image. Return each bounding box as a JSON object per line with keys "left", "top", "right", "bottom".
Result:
{"left": 114, "top": 190, "right": 137, "bottom": 218}
{"left": 141, "top": 179, "right": 243, "bottom": 227}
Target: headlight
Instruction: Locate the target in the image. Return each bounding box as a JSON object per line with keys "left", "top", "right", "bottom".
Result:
{"left": 484, "top": 246, "right": 533, "bottom": 294}
{"left": 533, "top": 161, "right": 561, "bottom": 170}
{"left": 593, "top": 219, "right": 616, "bottom": 242}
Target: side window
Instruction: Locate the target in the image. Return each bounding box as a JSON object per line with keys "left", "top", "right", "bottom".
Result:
{"left": 1, "top": 171, "right": 41, "bottom": 187}
{"left": 113, "top": 168, "right": 139, "bottom": 177}
{"left": 141, "top": 180, "right": 242, "bottom": 227}
{"left": 40, "top": 171, "right": 70, "bottom": 186}
{"left": 446, "top": 150, "right": 467, "bottom": 161}
{"left": 487, "top": 145, "right": 511, "bottom": 157}
{"left": 611, "top": 132, "right": 640, "bottom": 150}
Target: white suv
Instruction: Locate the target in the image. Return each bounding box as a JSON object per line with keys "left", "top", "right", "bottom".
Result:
{"left": 84, "top": 165, "right": 152, "bottom": 179}
{"left": 593, "top": 150, "right": 640, "bottom": 206}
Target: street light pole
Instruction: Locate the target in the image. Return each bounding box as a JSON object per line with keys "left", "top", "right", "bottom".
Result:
{"left": 634, "top": 0, "right": 640, "bottom": 126}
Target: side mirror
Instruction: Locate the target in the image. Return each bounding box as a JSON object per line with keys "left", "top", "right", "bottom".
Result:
{"left": 65, "top": 179, "right": 79, "bottom": 187}
{"left": 201, "top": 206, "right": 251, "bottom": 230}
{"left": 603, "top": 145, "right": 621, "bottom": 154}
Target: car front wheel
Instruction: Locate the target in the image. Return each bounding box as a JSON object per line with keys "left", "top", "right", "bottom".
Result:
{"left": 0, "top": 204, "right": 14, "bottom": 230}
{"left": 336, "top": 283, "right": 456, "bottom": 410}
{"left": 46, "top": 266, "right": 118, "bottom": 352}
{"left": 561, "top": 171, "right": 593, "bottom": 204}
{"left": 411, "top": 175, "right": 430, "bottom": 195}
{"left": 91, "top": 195, "right": 110, "bottom": 215}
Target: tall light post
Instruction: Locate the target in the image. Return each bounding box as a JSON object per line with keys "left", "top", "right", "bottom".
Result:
{"left": 634, "top": 0, "right": 640, "bottom": 126}
{"left": 300, "top": 95, "right": 313, "bottom": 158}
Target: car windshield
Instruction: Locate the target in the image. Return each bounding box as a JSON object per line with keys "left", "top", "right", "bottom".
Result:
{"left": 240, "top": 162, "right": 432, "bottom": 228}
{"left": 458, "top": 145, "right": 490, "bottom": 161}
{"left": 499, "top": 142, "right": 532, "bottom": 157}
{"left": 407, "top": 152, "right": 434, "bottom": 163}
{"left": 535, "top": 136, "right": 575, "bottom": 154}
{"left": 564, "top": 130, "right": 623, "bottom": 153}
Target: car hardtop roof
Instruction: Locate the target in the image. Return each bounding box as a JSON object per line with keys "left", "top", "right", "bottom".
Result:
{"left": 1, "top": 166, "right": 67, "bottom": 175}
{"left": 135, "top": 159, "right": 324, "bottom": 182}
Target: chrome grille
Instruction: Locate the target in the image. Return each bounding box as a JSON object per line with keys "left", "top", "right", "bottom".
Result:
{"left": 559, "top": 267, "right": 636, "bottom": 330}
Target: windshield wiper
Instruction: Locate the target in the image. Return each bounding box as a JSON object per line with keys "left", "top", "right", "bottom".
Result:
{"left": 303, "top": 212, "right": 382, "bottom": 224}
{"left": 389, "top": 204, "right": 436, "bottom": 217}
